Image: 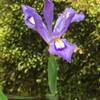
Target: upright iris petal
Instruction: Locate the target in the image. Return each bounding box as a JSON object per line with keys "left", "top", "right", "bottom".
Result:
{"left": 43, "top": 0, "right": 54, "bottom": 33}
{"left": 33, "top": 16, "right": 52, "bottom": 43}
{"left": 53, "top": 8, "right": 75, "bottom": 37}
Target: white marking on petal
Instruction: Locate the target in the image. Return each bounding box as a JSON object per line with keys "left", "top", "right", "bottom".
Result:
{"left": 55, "top": 38, "right": 65, "bottom": 50}
{"left": 29, "top": 16, "right": 35, "bottom": 25}
{"left": 66, "top": 12, "right": 70, "bottom": 18}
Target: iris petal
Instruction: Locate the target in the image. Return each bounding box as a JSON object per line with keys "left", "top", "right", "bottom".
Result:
{"left": 48, "top": 39, "right": 77, "bottom": 63}
{"left": 53, "top": 8, "right": 75, "bottom": 37}
{"left": 43, "top": 0, "right": 54, "bottom": 33}
{"left": 21, "top": 5, "right": 52, "bottom": 43}
{"left": 21, "top": 5, "right": 36, "bottom": 29}
{"left": 71, "top": 12, "right": 85, "bottom": 23}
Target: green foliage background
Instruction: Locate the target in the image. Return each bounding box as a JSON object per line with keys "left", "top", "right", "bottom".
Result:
{"left": 0, "top": 0, "right": 100, "bottom": 99}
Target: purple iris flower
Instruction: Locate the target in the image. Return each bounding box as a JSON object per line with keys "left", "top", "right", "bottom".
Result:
{"left": 21, "top": 0, "right": 85, "bottom": 63}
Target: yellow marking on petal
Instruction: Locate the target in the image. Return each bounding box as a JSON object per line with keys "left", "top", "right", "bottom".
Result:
{"left": 54, "top": 38, "right": 65, "bottom": 49}
{"left": 55, "top": 38, "right": 61, "bottom": 43}
{"left": 66, "top": 12, "right": 70, "bottom": 18}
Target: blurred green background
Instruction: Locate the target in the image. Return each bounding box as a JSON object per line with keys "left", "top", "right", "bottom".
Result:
{"left": 0, "top": 0, "right": 100, "bottom": 99}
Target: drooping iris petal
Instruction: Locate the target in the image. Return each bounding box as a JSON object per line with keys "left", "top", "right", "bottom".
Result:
{"left": 48, "top": 39, "right": 77, "bottom": 63}
{"left": 21, "top": 5, "right": 36, "bottom": 29}
{"left": 71, "top": 12, "right": 85, "bottom": 23}
{"left": 43, "top": 0, "right": 54, "bottom": 33}
{"left": 22, "top": 5, "right": 52, "bottom": 43}
{"left": 53, "top": 8, "right": 75, "bottom": 37}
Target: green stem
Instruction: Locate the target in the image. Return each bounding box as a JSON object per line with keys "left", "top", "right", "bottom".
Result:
{"left": 48, "top": 55, "right": 58, "bottom": 100}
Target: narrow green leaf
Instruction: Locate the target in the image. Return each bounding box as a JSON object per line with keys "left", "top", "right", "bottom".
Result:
{"left": 48, "top": 55, "right": 58, "bottom": 94}
{"left": 7, "top": 95, "right": 37, "bottom": 99}
{"left": 0, "top": 89, "right": 7, "bottom": 100}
